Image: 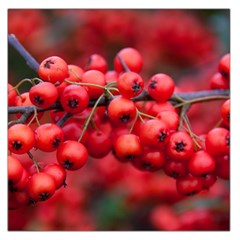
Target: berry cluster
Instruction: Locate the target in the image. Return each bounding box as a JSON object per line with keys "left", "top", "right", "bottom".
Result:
{"left": 8, "top": 47, "right": 230, "bottom": 209}
{"left": 8, "top": 9, "right": 220, "bottom": 75}
{"left": 210, "top": 53, "right": 230, "bottom": 90}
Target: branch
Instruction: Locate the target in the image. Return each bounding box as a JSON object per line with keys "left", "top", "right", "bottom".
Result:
{"left": 8, "top": 34, "right": 230, "bottom": 126}
{"left": 8, "top": 34, "right": 39, "bottom": 72}
{"left": 8, "top": 102, "right": 62, "bottom": 114}
{"left": 132, "top": 89, "right": 229, "bottom": 104}
{"left": 8, "top": 89, "right": 229, "bottom": 115}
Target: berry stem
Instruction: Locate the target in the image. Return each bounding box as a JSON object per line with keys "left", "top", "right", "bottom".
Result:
{"left": 129, "top": 108, "right": 157, "bottom": 133}
{"left": 129, "top": 114, "right": 139, "bottom": 134}
{"left": 137, "top": 110, "right": 156, "bottom": 120}
{"left": 27, "top": 107, "right": 40, "bottom": 126}
{"left": 64, "top": 79, "right": 105, "bottom": 89}
{"left": 174, "top": 95, "right": 229, "bottom": 108}
{"left": 68, "top": 68, "right": 82, "bottom": 81}
{"left": 178, "top": 104, "right": 190, "bottom": 131}
{"left": 10, "top": 78, "right": 35, "bottom": 93}
{"left": 27, "top": 151, "right": 43, "bottom": 173}
{"left": 182, "top": 114, "right": 202, "bottom": 151}
{"left": 214, "top": 118, "right": 224, "bottom": 128}
{"left": 106, "top": 81, "right": 117, "bottom": 87}
{"left": 107, "top": 87, "right": 119, "bottom": 93}
{"left": 105, "top": 89, "right": 115, "bottom": 98}
{"left": 78, "top": 94, "right": 105, "bottom": 142}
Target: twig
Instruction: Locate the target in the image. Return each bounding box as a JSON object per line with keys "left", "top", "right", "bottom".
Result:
{"left": 57, "top": 112, "right": 73, "bottom": 127}
{"left": 117, "top": 54, "right": 131, "bottom": 72}
{"left": 8, "top": 34, "right": 39, "bottom": 72}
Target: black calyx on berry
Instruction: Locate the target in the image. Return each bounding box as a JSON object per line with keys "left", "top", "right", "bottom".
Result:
{"left": 68, "top": 99, "right": 79, "bottom": 108}
{"left": 44, "top": 60, "right": 54, "bottom": 69}
{"left": 175, "top": 141, "right": 186, "bottom": 152}
{"left": 63, "top": 159, "right": 74, "bottom": 169}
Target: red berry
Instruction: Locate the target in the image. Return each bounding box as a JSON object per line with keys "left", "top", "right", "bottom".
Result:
{"left": 29, "top": 82, "right": 58, "bottom": 108}
{"left": 148, "top": 73, "right": 175, "bottom": 102}
{"left": 215, "top": 155, "right": 230, "bottom": 180}
{"left": 8, "top": 155, "right": 24, "bottom": 185}
{"left": 15, "top": 92, "right": 44, "bottom": 122}
{"left": 139, "top": 119, "right": 170, "bottom": 149}
{"left": 8, "top": 83, "right": 17, "bottom": 106}
{"left": 188, "top": 150, "right": 216, "bottom": 176}
{"left": 179, "top": 209, "right": 216, "bottom": 230}
{"left": 105, "top": 70, "right": 118, "bottom": 84}
{"left": 10, "top": 168, "right": 29, "bottom": 192}
{"left": 157, "top": 110, "right": 180, "bottom": 132}
{"left": 163, "top": 159, "right": 188, "bottom": 179}
{"left": 67, "top": 64, "right": 84, "bottom": 82}
{"left": 56, "top": 81, "right": 69, "bottom": 96}
{"left": 117, "top": 71, "right": 144, "bottom": 98}
{"left": 107, "top": 96, "right": 136, "bottom": 125}
{"left": 82, "top": 70, "right": 106, "bottom": 99}
{"left": 146, "top": 101, "right": 177, "bottom": 116}
{"left": 38, "top": 56, "right": 69, "bottom": 85}
{"left": 205, "top": 128, "right": 230, "bottom": 157}
{"left": 166, "top": 131, "right": 194, "bottom": 161}
{"left": 27, "top": 172, "right": 56, "bottom": 202}
{"left": 221, "top": 99, "right": 230, "bottom": 127}
{"left": 209, "top": 72, "right": 229, "bottom": 90}
{"left": 218, "top": 53, "right": 230, "bottom": 80}
{"left": 132, "top": 148, "right": 166, "bottom": 172}
{"left": 111, "top": 126, "right": 129, "bottom": 146}
{"left": 60, "top": 84, "right": 89, "bottom": 114}
{"left": 57, "top": 140, "right": 88, "bottom": 170}
{"left": 61, "top": 120, "right": 89, "bottom": 144}
{"left": 8, "top": 124, "right": 35, "bottom": 154}
{"left": 85, "top": 54, "right": 108, "bottom": 73}
{"left": 86, "top": 130, "right": 112, "bottom": 158}
{"left": 199, "top": 173, "right": 217, "bottom": 190}
{"left": 43, "top": 163, "right": 67, "bottom": 189}
{"left": 34, "top": 123, "right": 64, "bottom": 152}
{"left": 150, "top": 205, "right": 181, "bottom": 230}
{"left": 176, "top": 174, "right": 202, "bottom": 196}
{"left": 114, "top": 134, "right": 142, "bottom": 162}
{"left": 9, "top": 190, "right": 31, "bottom": 209}
{"left": 114, "top": 47, "right": 143, "bottom": 73}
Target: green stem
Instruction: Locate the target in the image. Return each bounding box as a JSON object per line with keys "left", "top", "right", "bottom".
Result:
{"left": 106, "top": 81, "right": 117, "bottom": 87}
{"left": 182, "top": 115, "right": 202, "bottom": 151}
{"left": 108, "top": 87, "right": 119, "bottom": 92}
{"left": 68, "top": 68, "right": 82, "bottom": 81}
{"left": 129, "top": 114, "right": 139, "bottom": 134}
{"left": 27, "top": 107, "right": 40, "bottom": 126}
{"left": 178, "top": 105, "right": 190, "bottom": 131}
{"left": 64, "top": 79, "right": 105, "bottom": 89}
{"left": 27, "top": 151, "right": 43, "bottom": 173}
{"left": 174, "top": 95, "right": 229, "bottom": 108}
{"left": 137, "top": 110, "right": 156, "bottom": 120}
{"left": 78, "top": 94, "right": 105, "bottom": 142}
{"left": 10, "top": 78, "right": 35, "bottom": 92}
